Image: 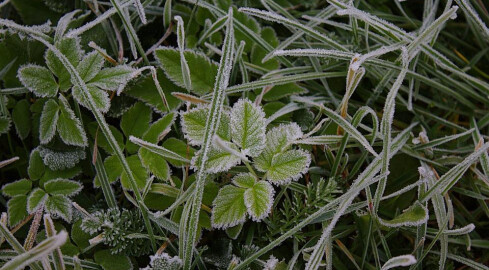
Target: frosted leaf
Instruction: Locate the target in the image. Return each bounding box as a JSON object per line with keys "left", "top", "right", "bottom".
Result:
{"left": 37, "top": 146, "right": 86, "bottom": 170}
{"left": 44, "top": 179, "right": 83, "bottom": 196}
{"left": 378, "top": 201, "right": 429, "bottom": 227}
{"left": 263, "top": 149, "right": 311, "bottom": 185}
{"left": 254, "top": 123, "right": 303, "bottom": 172}
{"left": 457, "top": 0, "right": 489, "bottom": 39}
{"left": 350, "top": 43, "right": 404, "bottom": 71}
{"left": 18, "top": 64, "right": 58, "bottom": 97}
{"left": 45, "top": 194, "right": 73, "bottom": 222}
{"left": 181, "top": 105, "right": 231, "bottom": 145}
{"left": 213, "top": 136, "right": 249, "bottom": 162}
{"left": 88, "top": 65, "right": 135, "bottom": 91}
{"left": 27, "top": 188, "right": 48, "bottom": 213}
{"left": 0, "top": 115, "right": 11, "bottom": 135}
{"left": 230, "top": 99, "right": 266, "bottom": 157}
{"left": 191, "top": 145, "right": 241, "bottom": 173}
{"left": 443, "top": 223, "right": 475, "bottom": 236}
{"left": 142, "top": 253, "right": 183, "bottom": 270}
{"left": 232, "top": 173, "right": 256, "bottom": 188}
{"left": 175, "top": 16, "right": 192, "bottom": 92}
{"left": 45, "top": 37, "right": 82, "bottom": 91}
{"left": 381, "top": 255, "right": 416, "bottom": 270}
{"left": 39, "top": 99, "right": 60, "bottom": 144}
{"left": 134, "top": 0, "right": 147, "bottom": 24}
{"left": 72, "top": 85, "right": 111, "bottom": 113}
{"left": 77, "top": 51, "right": 105, "bottom": 82}
{"left": 54, "top": 9, "right": 83, "bottom": 41}
{"left": 57, "top": 95, "right": 88, "bottom": 147}
{"left": 211, "top": 185, "right": 247, "bottom": 229}
{"left": 244, "top": 180, "right": 274, "bottom": 221}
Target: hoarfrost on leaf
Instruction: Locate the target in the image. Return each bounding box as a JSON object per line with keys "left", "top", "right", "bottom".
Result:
{"left": 230, "top": 98, "right": 266, "bottom": 157}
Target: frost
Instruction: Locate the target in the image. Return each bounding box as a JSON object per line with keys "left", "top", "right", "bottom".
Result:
{"left": 263, "top": 149, "right": 311, "bottom": 185}
{"left": 381, "top": 255, "right": 416, "bottom": 270}
{"left": 211, "top": 185, "right": 247, "bottom": 229}
{"left": 39, "top": 99, "right": 59, "bottom": 144}
{"left": 141, "top": 253, "right": 183, "bottom": 270}
{"left": 175, "top": 16, "right": 192, "bottom": 92}
{"left": 57, "top": 95, "right": 88, "bottom": 147}
{"left": 181, "top": 105, "right": 231, "bottom": 145}
{"left": 77, "top": 51, "right": 105, "bottom": 82}
{"left": 213, "top": 135, "right": 249, "bottom": 162}
{"left": 133, "top": 0, "right": 148, "bottom": 24}
{"left": 263, "top": 255, "right": 279, "bottom": 270}
{"left": 378, "top": 201, "right": 429, "bottom": 228}
{"left": 443, "top": 223, "right": 475, "bottom": 235}
{"left": 244, "top": 181, "right": 274, "bottom": 221}
{"left": 191, "top": 145, "right": 242, "bottom": 174}
{"left": 18, "top": 64, "right": 58, "bottom": 97}
{"left": 37, "top": 146, "right": 86, "bottom": 170}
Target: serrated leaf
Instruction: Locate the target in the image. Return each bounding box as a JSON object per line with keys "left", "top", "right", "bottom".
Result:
{"left": 379, "top": 201, "right": 429, "bottom": 227}
{"left": 139, "top": 148, "right": 171, "bottom": 181}
{"left": 18, "top": 65, "right": 58, "bottom": 97}
{"left": 72, "top": 85, "right": 110, "bottom": 113}
{"left": 232, "top": 173, "right": 256, "bottom": 188}
{"left": 121, "top": 102, "right": 152, "bottom": 153}
{"left": 254, "top": 123, "right": 303, "bottom": 172}
{"left": 155, "top": 47, "right": 218, "bottom": 95}
{"left": 39, "top": 99, "right": 59, "bottom": 144}
{"left": 264, "top": 149, "right": 311, "bottom": 184}
{"left": 12, "top": 99, "right": 31, "bottom": 139}
{"left": 44, "top": 179, "right": 82, "bottom": 196}
{"left": 45, "top": 194, "right": 72, "bottom": 222}
{"left": 27, "top": 188, "right": 48, "bottom": 213}
{"left": 143, "top": 112, "right": 175, "bottom": 143}
{"left": 244, "top": 180, "right": 274, "bottom": 221}
{"left": 181, "top": 106, "right": 231, "bottom": 145}
{"left": 7, "top": 195, "right": 28, "bottom": 227}
{"left": 212, "top": 185, "right": 247, "bottom": 229}
{"left": 57, "top": 95, "right": 88, "bottom": 147}
{"left": 28, "top": 149, "right": 45, "bottom": 180}
{"left": 192, "top": 145, "right": 242, "bottom": 173}
{"left": 2, "top": 179, "right": 32, "bottom": 197}
{"left": 88, "top": 65, "right": 135, "bottom": 91}
{"left": 230, "top": 98, "right": 266, "bottom": 156}
{"left": 46, "top": 37, "right": 81, "bottom": 91}
{"left": 77, "top": 51, "right": 105, "bottom": 82}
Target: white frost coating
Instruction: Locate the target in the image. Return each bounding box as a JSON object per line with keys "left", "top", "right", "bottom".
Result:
{"left": 17, "top": 64, "right": 58, "bottom": 98}
{"left": 133, "top": 0, "right": 147, "bottom": 24}
{"left": 443, "top": 223, "right": 475, "bottom": 235}
{"left": 378, "top": 202, "right": 429, "bottom": 228}
{"left": 213, "top": 135, "right": 249, "bottom": 162}
{"left": 174, "top": 16, "right": 192, "bottom": 92}
{"left": 39, "top": 100, "right": 59, "bottom": 144}
{"left": 141, "top": 252, "right": 183, "bottom": 270}
{"left": 266, "top": 149, "right": 311, "bottom": 185}
{"left": 45, "top": 194, "right": 74, "bottom": 222}
{"left": 244, "top": 181, "right": 274, "bottom": 221}
{"left": 273, "top": 48, "right": 352, "bottom": 59}
{"left": 230, "top": 98, "right": 267, "bottom": 157}
{"left": 37, "top": 146, "right": 86, "bottom": 171}
{"left": 263, "top": 255, "right": 279, "bottom": 270}
{"left": 190, "top": 146, "right": 242, "bottom": 174}
{"left": 232, "top": 173, "right": 256, "bottom": 188}
{"left": 350, "top": 43, "right": 405, "bottom": 71}
{"left": 57, "top": 95, "right": 88, "bottom": 147}
{"left": 456, "top": 0, "right": 489, "bottom": 39}
{"left": 381, "top": 255, "right": 416, "bottom": 270}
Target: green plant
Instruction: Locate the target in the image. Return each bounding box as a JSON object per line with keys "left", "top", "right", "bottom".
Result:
{"left": 1, "top": 0, "right": 489, "bottom": 269}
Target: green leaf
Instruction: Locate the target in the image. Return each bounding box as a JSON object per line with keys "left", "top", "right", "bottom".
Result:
{"left": 71, "top": 219, "right": 92, "bottom": 249}
{"left": 57, "top": 95, "right": 87, "bottom": 147}
{"left": 143, "top": 112, "right": 176, "bottom": 143}
{"left": 39, "top": 99, "right": 59, "bottom": 144}
{"left": 88, "top": 65, "right": 135, "bottom": 91}
{"left": 254, "top": 123, "right": 303, "bottom": 172}
{"left": 72, "top": 85, "right": 110, "bottom": 113}
{"left": 44, "top": 179, "right": 82, "bottom": 196}
{"left": 94, "top": 250, "right": 132, "bottom": 270}
{"left": 12, "top": 99, "right": 31, "bottom": 140}
{"left": 162, "top": 138, "right": 196, "bottom": 167}
{"left": 45, "top": 194, "right": 72, "bottom": 222}
{"left": 0, "top": 115, "right": 11, "bottom": 134}
{"left": 77, "top": 51, "right": 104, "bottom": 82}
{"left": 87, "top": 122, "right": 124, "bottom": 155}
{"left": 379, "top": 201, "right": 429, "bottom": 228}
{"left": 251, "top": 27, "right": 279, "bottom": 70}
{"left": 230, "top": 98, "right": 266, "bottom": 156}
{"left": 263, "top": 83, "right": 307, "bottom": 101}
{"left": 381, "top": 255, "right": 416, "bottom": 270}
{"left": 192, "top": 145, "right": 242, "bottom": 173}
{"left": 121, "top": 155, "right": 148, "bottom": 190}
{"left": 232, "top": 173, "right": 256, "bottom": 188}
{"left": 244, "top": 180, "right": 274, "bottom": 221}
{"left": 2, "top": 179, "right": 32, "bottom": 197}
{"left": 155, "top": 47, "right": 218, "bottom": 95}
{"left": 18, "top": 64, "right": 58, "bottom": 97}
{"left": 7, "top": 195, "right": 28, "bottom": 227}
{"left": 46, "top": 37, "right": 81, "bottom": 91}
{"left": 139, "top": 148, "right": 171, "bottom": 181}
{"left": 28, "top": 149, "right": 45, "bottom": 180}
{"left": 27, "top": 188, "right": 48, "bottom": 213}
{"left": 181, "top": 106, "right": 231, "bottom": 145}
{"left": 264, "top": 149, "right": 311, "bottom": 184}
{"left": 121, "top": 102, "right": 152, "bottom": 153}
{"left": 211, "top": 185, "right": 247, "bottom": 229}
{"left": 102, "top": 155, "right": 123, "bottom": 185}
